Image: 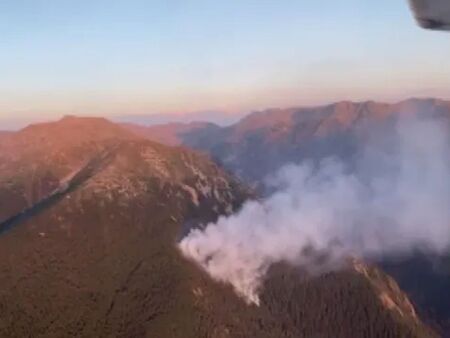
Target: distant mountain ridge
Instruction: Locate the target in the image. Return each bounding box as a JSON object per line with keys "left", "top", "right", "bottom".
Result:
{"left": 114, "top": 109, "right": 245, "bottom": 127}
{"left": 125, "top": 98, "right": 450, "bottom": 184}
{"left": 122, "top": 121, "right": 220, "bottom": 146}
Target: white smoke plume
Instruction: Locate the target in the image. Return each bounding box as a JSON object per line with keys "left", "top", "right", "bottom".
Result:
{"left": 179, "top": 115, "right": 450, "bottom": 305}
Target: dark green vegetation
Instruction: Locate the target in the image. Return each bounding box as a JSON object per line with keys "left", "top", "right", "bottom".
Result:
{"left": 382, "top": 254, "right": 450, "bottom": 338}
{"left": 260, "top": 262, "right": 435, "bottom": 338}
{"left": 0, "top": 115, "right": 439, "bottom": 337}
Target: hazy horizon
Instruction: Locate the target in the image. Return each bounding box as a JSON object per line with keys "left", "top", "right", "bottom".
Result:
{"left": 2, "top": 95, "right": 450, "bottom": 131}
{"left": 1, "top": 1, "right": 450, "bottom": 129}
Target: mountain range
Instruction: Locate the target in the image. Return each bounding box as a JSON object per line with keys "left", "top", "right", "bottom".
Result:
{"left": 0, "top": 99, "right": 448, "bottom": 337}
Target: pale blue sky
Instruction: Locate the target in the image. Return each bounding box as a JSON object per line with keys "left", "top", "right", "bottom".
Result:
{"left": 1, "top": 0, "right": 449, "bottom": 127}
